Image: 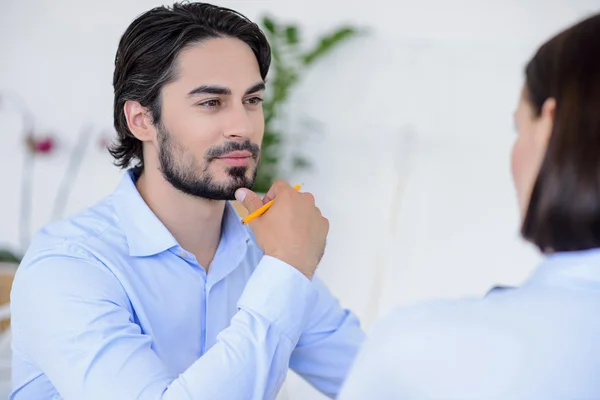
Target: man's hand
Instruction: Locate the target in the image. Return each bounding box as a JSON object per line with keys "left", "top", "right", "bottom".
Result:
{"left": 235, "top": 180, "right": 329, "bottom": 279}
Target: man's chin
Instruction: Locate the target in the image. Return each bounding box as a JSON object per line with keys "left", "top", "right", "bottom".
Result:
{"left": 211, "top": 167, "right": 256, "bottom": 187}
{"left": 203, "top": 179, "right": 255, "bottom": 201}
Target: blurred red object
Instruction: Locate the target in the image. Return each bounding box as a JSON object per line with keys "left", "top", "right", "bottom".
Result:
{"left": 25, "top": 135, "right": 56, "bottom": 154}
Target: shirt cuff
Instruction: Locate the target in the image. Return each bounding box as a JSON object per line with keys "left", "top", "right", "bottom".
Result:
{"left": 237, "top": 255, "right": 318, "bottom": 342}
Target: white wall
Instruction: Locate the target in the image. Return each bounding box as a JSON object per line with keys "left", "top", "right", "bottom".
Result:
{"left": 1, "top": 1, "right": 598, "bottom": 398}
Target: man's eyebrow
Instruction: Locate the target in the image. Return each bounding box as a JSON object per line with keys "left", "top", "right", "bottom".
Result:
{"left": 187, "top": 85, "right": 231, "bottom": 97}
{"left": 245, "top": 82, "right": 266, "bottom": 95}
{"left": 186, "top": 82, "right": 265, "bottom": 97}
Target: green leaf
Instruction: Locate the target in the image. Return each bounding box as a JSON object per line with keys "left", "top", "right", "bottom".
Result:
{"left": 256, "top": 14, "right": 360, "bottom": 192}
{"left": 270, "top": 65, "right": 298, "bottom": 106}
{"left": 302, "top": 26, "right": 359, "bottom": 65}
{"left": 253, "top": 161, "right": 278, "bottom": 193}
{"left": 262, "top": 16, "right": 277, "bottom": 35}
{"left": 292, "top": 155, "right": 311, "bottom": 169}
{"left": 284, "top": 25, "right": 299, "bottom": 45}
{"left": 0, "top": 248, "right": 22, "bottom": 264}
{"left": 269, "top": 37, "right": 282, "bottom": 63}
{"left": 262, "top": 130, "right": 282, "bottom": 146}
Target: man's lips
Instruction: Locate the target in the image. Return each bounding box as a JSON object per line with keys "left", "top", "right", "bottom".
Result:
{"left": 217, "top": 150, "right": 253, "bottom": 159}
{"left": 216, "top": 150, "right": 253, "bottom": 166}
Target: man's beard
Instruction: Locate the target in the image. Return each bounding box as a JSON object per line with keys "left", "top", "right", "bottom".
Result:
{"left": 157, "top": 124, "right": 260, "bottom": 200}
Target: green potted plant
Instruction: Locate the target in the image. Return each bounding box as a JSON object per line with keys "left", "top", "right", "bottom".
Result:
{"left": 252, "top": 16, "right": 361, "bottom": 193}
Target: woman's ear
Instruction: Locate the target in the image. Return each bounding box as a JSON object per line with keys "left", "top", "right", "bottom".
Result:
{"left": 537, "top": 98, "right": 556, "bottom": 145}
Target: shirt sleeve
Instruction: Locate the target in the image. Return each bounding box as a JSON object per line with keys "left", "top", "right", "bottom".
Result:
{"left": 287, "top": 275, "right": 365, "bottom": 398}
{"left": 10, "top": 253, "right": 318, "bottom": 400}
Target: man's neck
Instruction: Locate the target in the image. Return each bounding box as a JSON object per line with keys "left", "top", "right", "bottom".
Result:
{"left": 135, "top": 168, "right": 226, "bottom": 270}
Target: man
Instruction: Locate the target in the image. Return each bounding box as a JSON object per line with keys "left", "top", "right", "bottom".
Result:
{"left": 9, "top": 3, "right": 364, "bottom": 399}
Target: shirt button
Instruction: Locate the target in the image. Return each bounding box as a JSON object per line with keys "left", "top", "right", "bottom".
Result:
{"left": 179, "top": 250, "right": 187, "bottom": 258}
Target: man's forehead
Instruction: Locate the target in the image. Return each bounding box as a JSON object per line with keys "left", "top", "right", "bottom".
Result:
{"left": 173, "top": 39, "right": 261, "bottom": 86}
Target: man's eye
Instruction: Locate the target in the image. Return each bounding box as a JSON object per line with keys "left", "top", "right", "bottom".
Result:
{"left": 245, "top": 97, "right": 264, "bottom": 106}
{"left": 199, "top": 99, "right": 220, "bottom": 109}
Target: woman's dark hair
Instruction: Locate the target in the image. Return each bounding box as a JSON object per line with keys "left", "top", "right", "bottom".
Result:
{"left": 522, "top": 13, "right": 600, "bottom": 252}
{"left": 110, "top": 2, "right": 271, "bottom": 169}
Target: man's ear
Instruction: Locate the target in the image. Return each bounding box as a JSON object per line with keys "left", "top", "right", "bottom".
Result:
{"left": 124, "top": 100, "right": 156, "bottom": 142}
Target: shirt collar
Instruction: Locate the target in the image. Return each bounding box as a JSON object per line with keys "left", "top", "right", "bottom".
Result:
{"left": 526, "top": 247, "right": 600, "bottom": 289}
{"left": 110, "top": 169, "right": 251, "bottom": 257}
{"left": 220, "top": 197, "right": 253, "bottom": 250}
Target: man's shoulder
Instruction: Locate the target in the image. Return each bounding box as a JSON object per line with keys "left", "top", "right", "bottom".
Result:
{"left": 13, "top": 195, "right": 132, "bottom": 306}
{"left": 22, "top": 195, "right": 127, "bottom": 267}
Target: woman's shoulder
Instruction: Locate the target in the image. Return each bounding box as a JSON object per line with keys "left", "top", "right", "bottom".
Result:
{"left": 374, "top": 295, "right": 490, "bottom": 331}
{"left": 341, "top": 294, "right": 529, "bottom": 398}
{"left": 363, "top": 292, "right": 528, "bottom": 365}
{"left": 343, "top": 284, "right": 600, "bottom": 399}
{"left": 374, "top": 285, "right": 525, "bottom": 334}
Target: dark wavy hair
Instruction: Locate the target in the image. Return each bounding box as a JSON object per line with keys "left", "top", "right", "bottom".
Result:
{"left": 110, "top": 2, "right": 271, "bottom": 169}
{"left": 521, "top": 13, "right": 600, "bottom": 252}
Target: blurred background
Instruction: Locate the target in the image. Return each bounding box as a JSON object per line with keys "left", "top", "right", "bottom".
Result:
{"left": 0, "top": 0, "right": 598, "bottom": 398}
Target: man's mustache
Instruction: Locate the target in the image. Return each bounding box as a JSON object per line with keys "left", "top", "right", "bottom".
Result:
{"left": 205, "top": 140, "right": 260, "bottom": 162}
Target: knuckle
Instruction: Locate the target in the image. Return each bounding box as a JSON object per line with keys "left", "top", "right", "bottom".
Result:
{"left": 274, "top": 180, "right": 293, "bottom": 196}
{"left": 303, "top": 192, "right": 315, "bottom": 204}
{"left": 270, "top": 181, "right": 282, "bottom": 193}
{"left": 315, "top": 206, "right": 322, "bottom": 216}
{"left": 274, "top": 179, "right": 288, "bottom": 189}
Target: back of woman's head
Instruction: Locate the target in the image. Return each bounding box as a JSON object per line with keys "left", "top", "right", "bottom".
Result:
{"left": 522, "top": 13, "right": 600, "bottom": 252}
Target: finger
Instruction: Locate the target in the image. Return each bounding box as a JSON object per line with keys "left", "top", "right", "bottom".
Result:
{"left": 263, "top": 179, "right": 292, "bottom": 204}
{"left": 235, "top": 188, "right": 264, "bottom": 213}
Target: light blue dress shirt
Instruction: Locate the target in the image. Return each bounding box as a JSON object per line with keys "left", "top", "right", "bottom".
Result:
{"left": 9, "top": 169, "right": 364, "bottom": 400}
{"left": 339, "top": 249, "right": 600, "bottom": 399}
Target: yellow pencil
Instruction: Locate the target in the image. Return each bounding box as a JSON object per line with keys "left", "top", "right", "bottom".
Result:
{"left": 241, "top": 184, "right": 302, "bottom": 225}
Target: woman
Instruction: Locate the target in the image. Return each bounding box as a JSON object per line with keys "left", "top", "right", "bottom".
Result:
{"left": 339, "top": 12, "right": 600, "bottom": 400}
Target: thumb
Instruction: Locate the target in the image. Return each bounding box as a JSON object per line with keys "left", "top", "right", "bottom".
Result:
{"left": 235, "top": 188, "right": 264, "bottom": 213}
